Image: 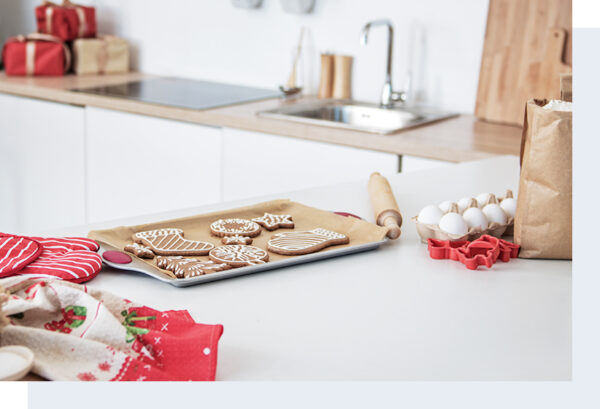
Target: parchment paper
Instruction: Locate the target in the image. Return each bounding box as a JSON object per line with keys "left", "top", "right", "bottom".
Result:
{"left": 88, "top": 199, "right": 388, "bottom": 278}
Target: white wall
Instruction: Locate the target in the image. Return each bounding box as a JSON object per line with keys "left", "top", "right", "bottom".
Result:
{"left": 1, "top": 0, "right": 488, "bottom": 113}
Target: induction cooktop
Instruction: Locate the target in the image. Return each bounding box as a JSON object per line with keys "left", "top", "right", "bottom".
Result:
{"left": 73, "top": 77, "right": 282, "bottom": 110}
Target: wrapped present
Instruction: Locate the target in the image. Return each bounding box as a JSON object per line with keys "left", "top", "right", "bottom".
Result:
{"left": 2, "top": 33, "right": 71, "bottom": 76}
{"left": 35, "top": 0, "right": 96, "bottom": 41}
{"left": 73, "top": 35, "right": 130, "bottom": 75}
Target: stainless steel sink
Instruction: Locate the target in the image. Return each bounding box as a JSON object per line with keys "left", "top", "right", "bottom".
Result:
{"left": 259, "top": 101, "right": 458, "bottom": 134}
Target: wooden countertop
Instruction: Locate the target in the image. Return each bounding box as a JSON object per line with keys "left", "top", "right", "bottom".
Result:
{"left": 0, "top": 72, "right": 523, "bottom": 162}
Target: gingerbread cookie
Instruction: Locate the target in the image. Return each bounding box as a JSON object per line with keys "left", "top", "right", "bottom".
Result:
{"left": 155, "top": 256, "right": 194, "bottom": 278}
{"left": 124, "top": 242, "right": 155, "bottom": 259}
{"left": 267, "top": 228, "right": 349, "bottom": 255}
{"left": 133, "top": 228, "right": 214, "bottom": 256}
{"left": 209, "top": 245, "right": 269, "bottom": 267}
{"left": 210, "top": 219, "right": 261, "bottom": 238}
{"left": 155, "top": 256, "right": 231, "bottom": 279}
{"left": 221, "top": 235, "right": 253, "bottom": 245}
{"left": 183, "top": 260, "right": 232, "bottom": 278}
{"left": 252, "top": 213, "right": 294, "bottom": 231}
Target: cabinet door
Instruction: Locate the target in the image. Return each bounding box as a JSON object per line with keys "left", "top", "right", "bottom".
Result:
{"left": 222, "top": 128, "right": 399, "bottom": 201}
{"left": 85, "top": 107, "right": 222, "bottom": 223}
{"left": 0, "top": 93, "right": 86, "bottom": 234}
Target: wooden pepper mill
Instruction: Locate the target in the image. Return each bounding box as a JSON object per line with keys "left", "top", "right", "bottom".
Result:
{"left": 368, "top": 172, "right": 402, "bottom": 239}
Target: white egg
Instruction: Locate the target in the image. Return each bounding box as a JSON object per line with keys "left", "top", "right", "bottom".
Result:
{"left": 500, "top": 198, "right": 517, "bottom": 218}
{"left": 438, "top": 212, "right": 469, "bottom": 236}
{"left": 462, "top": 207, "right": 489, "bottom": 230}
{"left": 476, "top": 193, "right": 492, "bottom": 208}
{"left": 457, "top": 197, "right": 474, "bottom": 213}
{"left": 438, "top": 200, "right": 454, "bottom": 213}
{"left": 417, "top": 205, "right": 444, "bottom": 225}
{"left": 482, "top": 203, "right": 508, "bottom": 225}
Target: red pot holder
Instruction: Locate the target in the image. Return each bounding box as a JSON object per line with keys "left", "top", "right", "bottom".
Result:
{"left": 0, "top": 234, "right": 43, "bottom": 277}
{"left": 0, "top": 234, "right": 102, "bottom": 283}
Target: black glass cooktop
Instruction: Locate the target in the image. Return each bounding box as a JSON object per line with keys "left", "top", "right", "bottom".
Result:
{"left": 73, "top": 77, "right": 282, "bottom": 110}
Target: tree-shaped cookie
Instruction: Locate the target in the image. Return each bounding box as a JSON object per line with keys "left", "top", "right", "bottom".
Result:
{"left": 155, "top": 256, "right": 231, "bottom": 278}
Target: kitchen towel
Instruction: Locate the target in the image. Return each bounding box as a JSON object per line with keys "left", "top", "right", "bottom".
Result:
{"left": 2, "top": 33, "right": 70, "bottom": 76}
{"left": 35, "top": 0, "right": 96, "bottom": 41}
{"left": 0, "top": 234, "right": 102, "bottom": 283}
{"left": 72, "top": 35, "right": 130, "bottom": 75}
{"left": 0, "top": 276, "right": 223, "bottom": 381}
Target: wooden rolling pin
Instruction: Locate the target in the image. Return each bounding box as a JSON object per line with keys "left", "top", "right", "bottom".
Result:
{"left": 368, "top": 172, "right": 402, "bottom": 239}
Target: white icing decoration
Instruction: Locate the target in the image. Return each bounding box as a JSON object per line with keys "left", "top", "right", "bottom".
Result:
{"left": 125, "top": 242, "right": 155, "bottom": 258}
{"left": 222, "top": 235, "right": 252, "bottom": 245}
{"left": 134, "top": 228, "right": 214, "bottom": 255}
{"left": 209, "top": 245, "right": 268, "bottom": 266}
{"left": 210, "top": 219, "right": 261, "bottom": 236}
{"left": 267, "top": 228, "right": 348, "bottom": 253}
{"left": 252, "top": 213, "right": 294, "bottom": 230}
{"left": 155, "top": 256, "right": 230, "bottom": 278}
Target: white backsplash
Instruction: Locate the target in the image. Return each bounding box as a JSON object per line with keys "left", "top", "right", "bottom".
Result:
{"left": 1, "top": 0, "right": 488, "bottom": 113}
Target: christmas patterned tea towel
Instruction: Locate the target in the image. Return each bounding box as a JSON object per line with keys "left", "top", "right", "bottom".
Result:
{"left": 0, "top": 276, "right": 223, "bottom": 381}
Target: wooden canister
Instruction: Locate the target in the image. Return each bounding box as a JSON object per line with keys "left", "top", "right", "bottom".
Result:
{"left": 318, "top": 53, "right": 334, "bottom": 99}
{"left": 332, "top": 55, "right": 353, "bottom": 99}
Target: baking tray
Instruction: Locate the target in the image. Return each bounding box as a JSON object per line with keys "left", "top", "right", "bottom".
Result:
{"left": 98, "top": 238, "right": 386, "bottom": 287}
{"left": 89, "top": 199, "right": 389, "bottom": 287}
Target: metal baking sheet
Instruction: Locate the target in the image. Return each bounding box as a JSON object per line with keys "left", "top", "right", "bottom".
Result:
{"left": 98, "top": 238, "right": 387, "bottom": 287}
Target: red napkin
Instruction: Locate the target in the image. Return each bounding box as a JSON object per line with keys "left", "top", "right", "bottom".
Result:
{"left": 0, "top": 234, "right": 102, "bottom": 283}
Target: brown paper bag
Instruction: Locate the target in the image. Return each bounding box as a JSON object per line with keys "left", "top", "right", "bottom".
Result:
{"left": 514, "top": 99, "right": 572, "bottom": 259}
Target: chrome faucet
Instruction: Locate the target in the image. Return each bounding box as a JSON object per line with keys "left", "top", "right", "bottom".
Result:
{"left": 360, "top": 20, "right": 407, "bottom": 108}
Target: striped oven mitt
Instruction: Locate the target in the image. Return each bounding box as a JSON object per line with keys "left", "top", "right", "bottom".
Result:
{"left": 0, "top": 234, "right": 102, "bottom": 283}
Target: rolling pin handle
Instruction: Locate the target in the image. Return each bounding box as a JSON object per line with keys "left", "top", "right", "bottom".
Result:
{"left": 384, "top": 217, "right": 401, "bottom": 239}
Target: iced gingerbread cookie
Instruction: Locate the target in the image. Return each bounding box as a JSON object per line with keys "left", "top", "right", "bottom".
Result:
{"left": 252, "top": 213, "right": 294, "bottom": 231}
{"left": 133, "top": 228, "right": 214, "bottom": 256}
{"left": 209, "top": 245, "right": 269, "bottom": 267}
{"left": 155, "top": 256, "right": 231, "bottom": 279}
{"left": 267, "top": 228, "right": 349, "bottom": 255}
{"left": 210, "top": 219, "right": 261, "bottom": 238}
{"left": 124, "top": 242, "right": 155, "bottom": 259}
{"left": 221, "top": 235, "right": 253, "bottom": 245}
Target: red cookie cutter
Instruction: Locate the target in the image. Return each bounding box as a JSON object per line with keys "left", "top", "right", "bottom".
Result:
{"left": 427, "top": 235, "right": 519, "bottom": 270}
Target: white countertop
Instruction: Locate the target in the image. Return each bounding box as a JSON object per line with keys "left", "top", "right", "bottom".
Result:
{"left": 51, "top": 155, "right": 571, "bottom": 381}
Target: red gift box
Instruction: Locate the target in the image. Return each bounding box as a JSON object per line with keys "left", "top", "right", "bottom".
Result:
{"left": 36, "top": 0, "right": 96, "bottom": 41}
{"left": 2, "top": 34, "right": 71, "bottom": 76}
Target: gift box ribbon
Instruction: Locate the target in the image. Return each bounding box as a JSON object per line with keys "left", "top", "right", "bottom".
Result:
{"left": 42, "top": 0, "right": 88, "bottom": 38}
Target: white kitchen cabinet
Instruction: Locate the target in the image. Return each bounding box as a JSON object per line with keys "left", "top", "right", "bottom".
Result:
{"left": 85, "top": 107, "right": 223, "bottom": 223}
{"left": 401, "top": 155, "right": 452, "bottom": 173}
{"left": 222, "top": 128, "right": 400, "bottom": 201}
{"left": 0, "top": 93, "right": 86, "bottom": 234}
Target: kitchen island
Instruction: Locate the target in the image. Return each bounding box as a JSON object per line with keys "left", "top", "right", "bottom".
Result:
{"left": 40, "top": 155, "right": 570, "bottom": 381}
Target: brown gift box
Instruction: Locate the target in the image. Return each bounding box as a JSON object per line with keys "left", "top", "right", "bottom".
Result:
{"left": 72, "top": 35, "right": 129, "bottom": 75}
{"left": 514, "top": 99, "right": 572, "bottom": 259}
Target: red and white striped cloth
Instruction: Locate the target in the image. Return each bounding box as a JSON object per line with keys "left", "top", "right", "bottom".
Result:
{"left": 0, "top": 235, "right": 43, "bottom": 276}
{"left": 0, "top": 234, "right": 101, "bottom": 283}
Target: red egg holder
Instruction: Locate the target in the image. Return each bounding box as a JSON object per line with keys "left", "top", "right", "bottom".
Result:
{"left": 427, "top": 235, "right": 519, "bottom": 270}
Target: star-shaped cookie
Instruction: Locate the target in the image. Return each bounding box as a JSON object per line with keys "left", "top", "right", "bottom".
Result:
{"left": 252, "top": 213, "right": 294, "bottom": 231}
